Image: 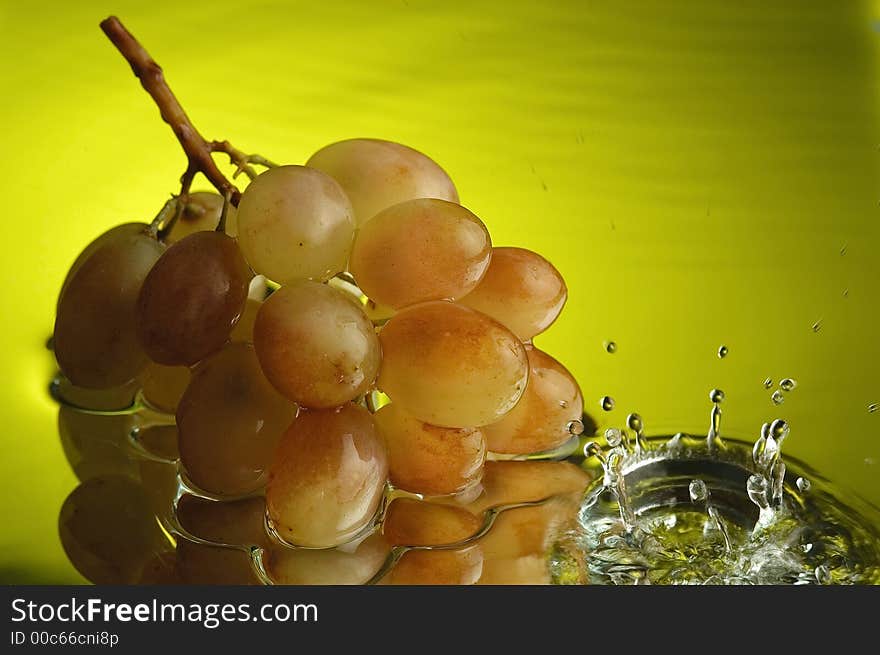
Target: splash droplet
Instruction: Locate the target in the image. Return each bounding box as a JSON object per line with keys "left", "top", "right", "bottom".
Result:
{"left": 780, "top": 378, "right": 797, "bottom": 392}
{"left": 770, "top": 418, "right": 789, "bottom": 441}
{"left": 600, "top": 396, "right": 615, "bottom": 412}
{"left": 604, "top": 428, "right": 623, "bottom": 447}
{"left": 869, "top": 403, "right": 878, "bottom": 414}
{"left": 604, "top": 340, "right": 617, "bottom": 354}
{"left": 689, "top": 479, "right": 709, "bottom": 503}
{"left": 771, "top": 390, "right": 785, "bottom": 405}
{"left": 626, "top": 413, "right": 643, "bottom": 434}
{"left": 812, "top": 320, "right": 822, "bottom": 333}
{"left": 717, "top": 345, "right": 728, "bottom": 359}
{"left": 796, "top": 477, "right": 811, "bottom": 493}
{"left": 815, "top": 565, "right": 831, "bottom": 585}
{"left": 567, "top": 419, "right": 585, "bottom": 436}
{"left": 709, "top": 388, "right": 724, "bottom": 404}
{"left": 763, "top": 377, "right": 773, "bottom": 389}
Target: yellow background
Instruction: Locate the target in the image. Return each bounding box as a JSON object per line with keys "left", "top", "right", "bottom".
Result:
{"left": 0, "top": 0, "right": 878, "bottom": 583}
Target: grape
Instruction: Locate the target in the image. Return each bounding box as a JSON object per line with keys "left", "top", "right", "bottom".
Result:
{"left": 176, "top": 343, "right": 296, "bottom": 496}
{"left": 374, "top": 403, "right": 485, "bottom": 496}
{"left": 306, "top": 138, "right": 459, "bottom": 225}
{"left": 136, "top": 231, "right": 251, "bottom": 366}
{"left": 458, "top": 247, "right": 567, "bottom": 340}
{"left": 253, "top": 281, "right": 381, "bottom": 408}
{"left": 377, "top": 301, "right": 529, "bottom": 427}
{"left": 140, "top": 362, "right": 191, "bottom": 413}
{"left": 236, "top": 165, "right": 354, "bottom": 283}
{"left": 175, "top": 496, "right": 269, "bottom": 585}
{"left": 229, "top": 297, "right": 261, "bottom": 343}
{"left": 266, "top": 404, "right": 387, "bottom": 548}
{"left": 265, "top": 533, "right": 390, "bottom": 585}
{"left": 469, "top": 460, "right": 592, "bottom": 513}
{"left": 54, "top": 224, "right": 164, "bottom": 388}
{"left": 58, "top": 476, "right": 172, "bottom": 584}
{"left": 137, "top": 552, "right": 180, "bottom": 584}
{"left": 165, "top": 191, "right": 238, "bottom": 243}
{"left": 58, "top": 407, "right": 138, "bottom": 482}
{"left": 482, "top": 347, "right": 583, "bottom": 454}
{"left": 349, "top": 198, "right": 492, "bottom": 309}
{"left": 381, "top": 498, "right": 483, "bottom": 585}
{"left": 136, "top": 424, "right": 179, "bottom": 460}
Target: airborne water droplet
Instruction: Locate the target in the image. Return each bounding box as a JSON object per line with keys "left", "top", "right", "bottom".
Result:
{"left": 600, "top": 396, "right": 615, "bottom": 411}
{"left": 796, "top": 477, "right": 811, "bottom": 493}
{"left": 604, "top": 340, "right": 617, "bottom": 354}
{"left": 812, "top": 320, "right": 822, "bottom": 333}
{"left": 780, "top": 378, "right": 797, "bottom": 392}
{"left": 717, "top": 345, "right": 728, "bottom": 359}
{"left": 689, "top": 479, "right": 709, "bottom": 503}
{"left": 770, "top": 418, "right": 789, "bottom": 441}
{"left": 763, "top": 377, "right": 773, "bottom": 389}
{"left": 771, "top": 390, "right": 785, "bottom": 405}
{"left": 710, "top": 388, "right": 724, "bottom": 404}
{"left": 869, "top": 403, "right": 878, "bottom": 414}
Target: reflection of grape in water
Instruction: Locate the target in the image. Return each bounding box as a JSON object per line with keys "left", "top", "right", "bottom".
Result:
{"left": 58, "top": 406, "right": 137, "bottom": 482}
{"left": 265, "top": 533, "right": 390, "bottom": 585}
{"left": 58, "top": 476, "right": 173, "bottom": 584}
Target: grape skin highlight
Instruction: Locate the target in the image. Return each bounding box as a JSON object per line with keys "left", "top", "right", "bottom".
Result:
{"left": 377, "top": 301, "right": 529, "bottom": 427}
{"left": 306, "top": 138, "right": 458, "bottom": 225}
{"left": 349, "top": 198, "right": 492, "bottom": 309}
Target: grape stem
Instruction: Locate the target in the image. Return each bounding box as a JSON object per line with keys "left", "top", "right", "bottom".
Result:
{"left": 100, "top": 16, "right": 275, "bottom": 207}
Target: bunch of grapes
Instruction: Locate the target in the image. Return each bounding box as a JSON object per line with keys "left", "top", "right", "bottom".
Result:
{"left": 53, "top": 136, "right": 594, "bottom": 584}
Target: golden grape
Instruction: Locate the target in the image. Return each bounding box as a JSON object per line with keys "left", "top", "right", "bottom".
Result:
{"left": 377, "top": 301, "right": 529, "bottom": 427}
{"left": 253, "top": 281, "right": 380, "bottom": 408}
{"left": 374, "top": 403, "right": 485, "bottom": 496}
{"left": 349, "top": 198, "right": 491, "bottom": 309}
{"left": 459, "top": 247, "right": 567, "bottom": 340}
{"left": 266, "top": 404, "right": 387, "bottom": 548}
{"left": 140, "top": 362, "right": 191, "bottom": 413}
{"left": 236, "top": 165, "right": 354, "bottom": 283}
{"left": 306, "top": 138, "right": 458, "bottom": 225}
{"left": 482, "top": 347, "right": 584, "bottom": 454}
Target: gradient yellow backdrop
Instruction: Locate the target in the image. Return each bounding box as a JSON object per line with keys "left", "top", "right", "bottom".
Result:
{"left": 0, "top": 0, "right": 878, "bottom": 583}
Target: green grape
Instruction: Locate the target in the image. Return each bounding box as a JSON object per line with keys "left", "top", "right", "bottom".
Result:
{"left": 266, "top": 404, "right": 387, "bottom": 548}
{"left": 176, "top": 343, "right": 296, "bottom": 496}
{"left": 377, "top": 301, "right": 529, "bottom": 427}
{"left": 229, "top": 297, "right": 261, "bottom": 343}
{"left": 58, "top": 476, "right": 172, "bottom": 584}
{"left": 374, "top": 403, "right": 485, "bottom": 496}
{"left": 265, "top": 533, "right": 390, "bottom": 585}
{"left": 306, "top": 138, "right": 458, "bottom": 225}
{"left": 349, "top": 198, "right": 492, "bottom": 309}
{"left": 236, "top": 165, "right": 355, "bottom": 283}
{"left": 54, "top": 223, "right": 164, "bottom": 388}
{"left": 381, "top": 499, "right": 483, "bottom": 585}
{"left": 482, "top": 347, "right": 584, "bottom": 454}
{"left": 136, "top": 231, "right": 251, "bottom": 366}
{"left": 458, "top": 247, "right": 567, "bottom": 340}
{"left": 253, "top": 281, "right": 380, "bottom": 408}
